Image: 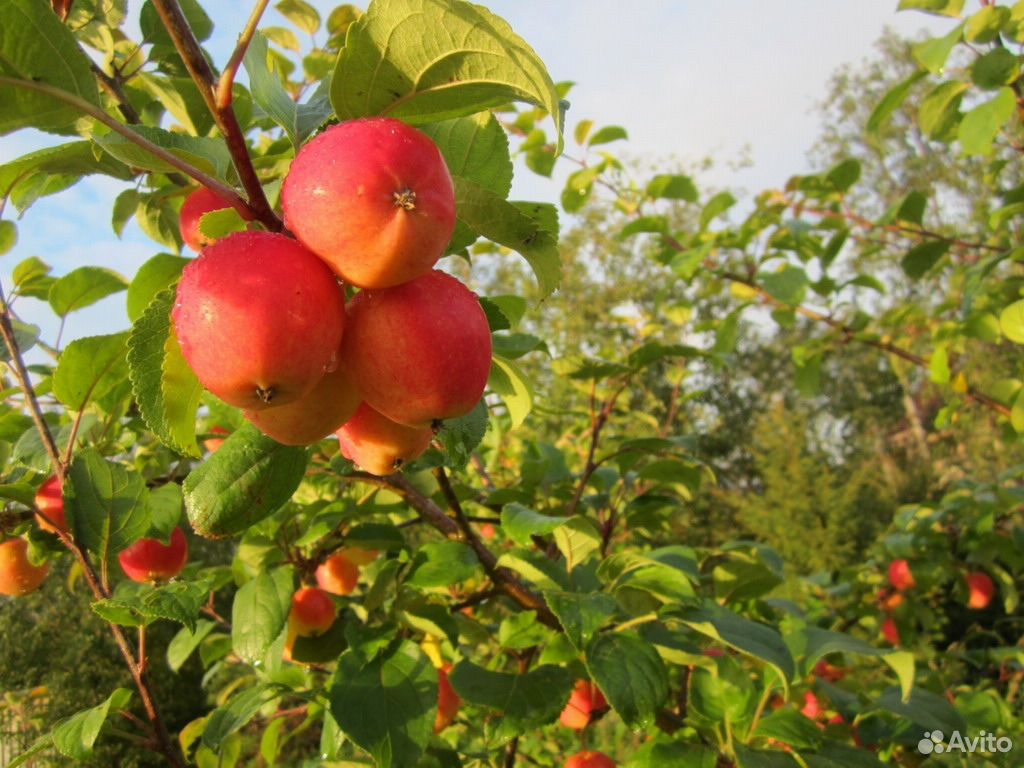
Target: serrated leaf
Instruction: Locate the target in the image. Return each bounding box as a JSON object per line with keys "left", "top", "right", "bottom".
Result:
{"left": 93, "top": 125, "right": 232, "bottom": 180}
{"left": 436, "top": 398, "right": 488, "bottom": 469}
{"left": 198, "top": 207, "right": 248, "bottom": 241}
{"left": 544, "top": 590, "right": 616, "bottom": 652}
{"left": 420, "top": 113, "right": 513, "bottom": 198}
{"left": 51, "top": 688, "right": 132, "bottom": 760}
{"left": 48, "top": 267, "right": 128, "bottom": 318}
{"left": 231, "top": 567, "right": 293, "bottom": 664}
{"left": 586, "top": 633, "right": 668, "bottom": 729}
{"left": 488, "top": 354, "right": 533, "bottom": 428}
{"left": 52, "top": 332, "right": 129, "bottom": 411}
{"left": 93, "top": 579, "right": 211, "bottom": 633}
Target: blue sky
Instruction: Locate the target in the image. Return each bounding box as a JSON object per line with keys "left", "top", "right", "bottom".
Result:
{"left": 2, "top": 1, "right": 946, "bottom": 348}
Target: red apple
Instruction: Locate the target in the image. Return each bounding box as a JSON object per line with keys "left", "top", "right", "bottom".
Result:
{"left": 178, "top": 187, "right": 254, "bottom": 252}
{"left": 336, "top": 403, "right": 433, "bottom": 476}
{"left": 282, "top": 118, "right": 456, "bottom": 289}
{"left": 316, "top": 552, "right": 360, "bottom": 596}
{"left": 118, "top": 527, "right": 188, "bottom": 583}
{"left": 965, "top": 571, "right": 995, "bottom": 610}
{"left": 888, "top": 559, "right": 915, "bottom": 591}
{"left": 341, "top": 271, "right": 492, "bottom": 427}
{"left": 480, "top": 523, "right": 496, "bottom": 541}
{"left": 202, "top": 425, "right": 229, "bottom": 453}
{"left": 244, "top": 364, "right": 360, "bottom": 445}
{"left": 0, "top": 538, "right": 49, "bottom": 597}
{"left": 813, "top": 660, "right": 846, "bottom": 682}
{"left": 34, "top": 475, "right": 66, "bottom": 534}
{"left": 289, "top": 586, "right": 336, "bottom": 636}
{"left": 565, "top": 751, "right": 615, "bottom": 768}
{"left": 434, "top": 664, "right": 461, "bottom": 733}
{"left": 173, "top": 231, "right": 346, "bottom": 410}
{"left": 882, "top": 616, "right": 900, "bottom": 646}
{"left": 801, "top": 691, "right": 821, "bottom": 720}
{"left": 559, "top": 679, "right": 609, "bottom": 730}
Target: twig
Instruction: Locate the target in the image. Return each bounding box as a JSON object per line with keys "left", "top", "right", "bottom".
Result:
{"left": 565, "top": 384, "right": 627, "bottom": 518}
{"left": 90, "top": 62, "right": 141, "bottom": 124}
{"left": 216, "top": 0, "right": 271, "bottom": 109}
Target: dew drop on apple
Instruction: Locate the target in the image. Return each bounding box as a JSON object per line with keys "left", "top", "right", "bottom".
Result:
{"left": 324, "top": 350, "right": 339, "bottom": 373}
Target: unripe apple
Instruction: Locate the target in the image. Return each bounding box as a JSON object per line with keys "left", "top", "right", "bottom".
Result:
{"left": 178, "top": 187, "right": 254, "bottom": 252}
{"left": 341, "top": 271, "right": 492, "bottom": 427}
{"left": 336, "top": 403, "right": 433, "bottom": 476}
{"left": 888, "top": 559, "right": 915, "bottom": 591}
{"left": 118, "top": 527, "right": 188, "bottom": 583}
{"left": 316, "top": 552, "right": 360, "bottom": 596}
{"left": 559, "top": 679, "right": 609, "bottom": 730}
{"left": 282, "top": 118, "right": 456, "bottom": 289}
{"left": 882, "top": 616, "right": 900, "bottom": 646}
{"left": 244, "top": 364, "right": 360, "bottom": 445}
{"left": 289, "top": 586, "right": 336, "bottom": 636}
{"left": 434, "top": 663, "right": 461, "bottom": 733}
{"left": 565, "top": 751, "right": 615, "bottom": 768}
{"left": 34, "top": 475, "right": 66, "bottom": 534}
{"left": 0, "top": 538, "right": 49, "bottom": 597}
{"left": 173, "top": 231, "right": 345, "bottom": 410}
{"left": 965, "top": 571, "right": 995, "bottom": 609}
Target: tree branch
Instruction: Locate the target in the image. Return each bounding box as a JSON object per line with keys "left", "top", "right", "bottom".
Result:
{"left": 216, "top": 0, "right": 271, "bottom": 109}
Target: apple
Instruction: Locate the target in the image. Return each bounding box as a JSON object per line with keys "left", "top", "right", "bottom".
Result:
{"left": 34, "top": 475, "right": 66, "bottom": 534}
{"left": 434, "top": 663, "right": 460, "bottom": 733}
{"left": 887, "top": 559, "right": 915, "bottom": 591}
{"left": 118, "top": 527, "right": 188, "bottom": 583}
{"left": 281, "top": 118, "right": 456, "bottom": 289}
{"left": 565, "top": 751, "right": 615, "bottom": 768}
{"left": 316, "top": 552, "right": 360, "bottom": 596}
{"left": 879, "top": 589, "right": 904, "bottom": 611}
{"left": 289, "top": 586, "right": 336, "bottom": 636}
{"left": 341, "top": 547, "right": 379, "bottom": 566}
{"left": 882, "top": 616, "right": 900, "bottom": 646}
{"left": 203, "top": 425, "right": 229, "bottom": 453}
{"left": 965, "top": 571, "right": 995, "bottom": 609}
{"left": 341, "top": 271, "right": 492, "bottom": 427}
{"left": 178, "top": 187, "right": 254, "bottom": 252}
{"left": 245, "top": 364, "right": 360, "bottom": 446}
{"left": 559, "top": 679, "right": 608, "bottom": 730}
{"left": 801, "top": 691, "right": 821, "bottom": 720}
{"left": 813, "top": 660, "right": 846, "bottom": 682}
{"left": 173, "top": 231, "right": 346, "bottom": 410}
{"left": 0, "top": 538, "right": 49, "bottom": 597}
{"left": 480, "top": 523, "right": 496, "bottom": 541}
{"left": 336, "top": 403, "right": 433, "bottom": 476}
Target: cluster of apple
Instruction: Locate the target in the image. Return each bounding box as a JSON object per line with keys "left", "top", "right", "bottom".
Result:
{"left": 0, "top": 476, "right": 189, "bottom": 598}
{"left": 557, "top": 680, "right": 616, "bottom": 767}
{"left": 174, "top": 117, "right": 492, "bottom": 476}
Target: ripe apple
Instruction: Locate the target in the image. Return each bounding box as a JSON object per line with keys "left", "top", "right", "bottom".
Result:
{"left": 316, "top": 552, "right": 360, "bottom": 596}
{"left": 0, "top": 538, "right": 49, "bottom": 597}
{"left": 244, "top": 364, "right": 360, "bottom": 445}
{"left": 882, "top": 616, "right": 900, "bottom": 646}
{"left": 559, "top": 679, "right": 609, "bottom": 730}
{"left": 178, "top": 187, "right": 254, "bottom": 252}
{"left": 887, "top": 559, "right": 915, "bottom": 591}
{"left": 336, "top": 403, "right": 433, "bottom": 476}
{"left": 480, "top": 523, "right": 496, "bottom": 541}
{"left": 965, "top": 571, "right": 995, "bottom": 609}
{"left": 434, "top": 663, "right": 461, "bottom": 733}
{"left": 203, "top": 425, "right": 229, "bottom": 453}
{"left": 801, "top": 691, "right": 822, "bottom": 720}
{"left": 565, "top": 751, "right": 615, "bottom": 768}
{"left": 173, "top": 231, "right": 346, "bottom": 410}
{"left": 34, "top": 475, "right": 66, "bottom": 534}
{"left": 341, "top": 271, "right": 492, "bottom": 427}
{"left": 281, "top": 118, "right": 456, "bottom": 289}
{"left": 289, "top": 586, "right": 336, "bottom": 636}
{"left": 118, "top": 527, "right": 188, "bottom": 583}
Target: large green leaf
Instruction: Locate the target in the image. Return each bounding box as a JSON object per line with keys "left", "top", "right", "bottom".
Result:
{"left": 52, "top": 333, "right": 129, "bottom": 411}
{"left": 488, "top": 354, "right": 533, "bottom": 428}
{"left": 93, "top": 125, "right": 233, "bottom": 181}
{"left": 544, "top": 590, "right": 617, "bottom": 652}
{"left": 406, "top": 540, "right": 481, "bottom": 587}
{"left": 0, "top": 0, "right": 101, "bottom": 135}
{"left": 500, "top": 502, "right": 567, "bottom": 545}
{"left": 332, "top": 0, "right": 562, "bottom": 149}
{"left": 203, "top": 684, "right": 280, "bottom": 749}
{"left": 92, "top": 579, "right": 212, "bottom": 633}
{"left": 586, "top": 633, "right": 669, "bottom": 729}
{"left": 231, "top": 567, "right": 294, "bottom": 664}
{"left": 48, "top": 267, "right": 128, "bottom": 318}
{"left": 329, "top": 641, "right": 437, "bottom": 768}
{"left": 126, "top": 287, "right": 203, "bottom": 457}
{"left": 51, "top": 688, "right": 132, "bottom": 761}
{"left": 126, "top": 255, "right": 190, "bottom": 323}
{"left": 0, "top": 142, "right": 131, "bottom": 215}
{"left": 167, "top": 619, "right": 217, "bottom": 671}
{"left": 959, "top": 87, "right": 1016, "bottom": 157}
{"left": 420, "top": 112, "right": 513, "bottom": 197}
{"left": 183, "top": 423, "right": 308, "bottom": 538}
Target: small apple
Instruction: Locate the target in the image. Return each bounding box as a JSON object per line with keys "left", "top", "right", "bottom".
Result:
{"left": 244, "top": 364, "right": 361, "bottom": 446}
{"left": 559, "top": 679, "right": 608, "bottom": 730}
{"left": 479, "top": 523, "right": 496, "bottom": 541}
{"left": 203, "top": 425, "right": 228, "bottom": 453}
{"left": 965, "top": 571, "right": 995, "bottom": 610}
{"left": 341, "top": 271, "right": 492, "bottom": 428}
{"left": 813, "top": 660, "right": 846, "bottom": 682}
{"left": 178, "top": 187, "right": 254, "bottom": 252}
{"left": 34, "top": 475, "right": 66, "bottom": 534}
{"left": 882, "top": 616, "right": 900, "bottom": 646}
{"left": 0, "top": 538, "right": 49, "bottom": 597}
{"left": 289, "top": 586, "right": 336, "bottom": 636}
{"left": 887, "top": 559, "right": 915, "bottom": 591}
{"left": 336, "top": 403, "right": 433, "bottom": 476}
{"left": 565, "top": 751, "right": 615, "bottom": 768}
{"left": 801, "top": 691, "right": 821, "bottom": 720}
{"left": 316, "top": 552, "right": 360, "bottom": 596}
{"left": 173, "top": 231, "right": 346, "bottom": 410}
{"left": 118, "top": 527, "right": 188, "bottom": 583}
{"left": 282, "top": 118, "right": 456, "bottom": 289}
{"left": 434, "top": 663, "right": 460, "bottom": 733}
{"left": 879, "top": 589, "right": 904, "bottom": 611}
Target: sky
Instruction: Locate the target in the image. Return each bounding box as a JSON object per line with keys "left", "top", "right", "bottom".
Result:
{"left": 1, "top": 1, "right": 949, "bottom": 349}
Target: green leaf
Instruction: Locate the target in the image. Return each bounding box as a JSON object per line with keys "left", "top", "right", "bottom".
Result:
{"left": 589, "top": 125, "right": 628, "bottom": 146}
{"left": 913, "top": 22, "right": 965, "bottom": 74}
{"left": 0, "top": 144, "right": 130, "bottom": 214}
{"left": 65, "top": 449, "right": 150, "bottom": 566}
{"left": 48, "top": 267, "right": 128, "bottom": 318}
{"left": 875, "top": 686, "right": 967, "bottom": 733}
{"left": 0, "top": 0, "right": 101, "bottom": 135}
{"left": 126, "top": 254, "right": 190, "bottom": 323}
{"left": 198, "top": 207, "right": 248, "bottom": 242}
{"left": 971, "top": 48, "right": 1020, "bottom": 90}
{"left": 544, "top": 590, "right": 617, "bottom": 652}
{"left": 0, "top": 220, "right": 17, "bottom": 256}
{"left": 52, "top": 333, "right": 129, "bottom": 411}
{"left": 700, "top": 192, "right": 736, "bottom": 230}
{"left": 919, "top": 81, "right": 968, "bottom": 140}
{"left": 826, "top": 159, "right": 860, "bottom": 192}
{"left": 436, "top": 398, "right": 488, "bottom": 469}
{"left": 148, "top": 483, "right": 183, "bottom": 541}
{"left": 93, "top": 579, "right": 211, "bottom": 633}
{"left": 406, "top": 541, "right": 481, "bottom": 588}
{"left": 453, "top": 177, "right": 560, "bottom": 296}
{"left": 1000, "top": 299, "right": 1024, "bottom": 343}
{"left": 646, "top": 174, "right": 698, "bottom": 202}
{"left": 183, "top": 423, "right": 308, "bottom": 538}
{"left": 898, "top": 0, "right": 964, "bottom": 16}
{"left": 883, "top": 650, "right": 917, "bottom": 702}
{"left": 498, "top": 611, "right": 550, "bottom": 649}
{"left": 276, "top": 0, "right": 320, "bottom": 34}
{"left": 420, "top": 112, "right": 513, "bottom": 198}
{"left": 753, "top": 709, "right": 825, "bottom": 751}
{"left": 586, "top": 633, "right": 668, "bottom": 729}
{"left": 135, "top": 194, "right": 183, "bottom": 252}
{"left": 553, "top": 516, "right": 602, "bottom": 569}
{"left": 329, "top": 641, "right": 436, "bottom": 768}
{"left": 733, "top": 746, "right": 800, "bottom": 768}
{"left": 901, "top": 240, "right": 949, "bottom": 279}
{"left": 965, "top": 5, "right": 1010, "bottom": 43}
{"left": 400, "top": 603, "right": 459, "bottom": 646}
{"left": 140, "top": 0, "right": 212, "bottom": 44}
{"left": 127, "top": 287, "right": 203, "bottom": 457}
{"left": 867, "top": 70, "right": 927, "bottom": 140}
{"left": 112, "top": 189, "right": 140, "bottom": 238}
{"left": 51, "top": 688, "right": 132, "bottom": 760}
{"left": 167, "top": 619, "right": 217, "bottom": 671}
{"left": 501, "top": 503, "right": 566, "bottom": 545}
{"left": 204, "top": 684, "right": 280, "bottom": 749}
{"left": 231, "top": 567, "right": 294, "bottom": 664}
{"left": 959, "top": 87, "right": 1016, "bottom": 156}
{"left": 93, "top": 125, "right": 233, "bottom": 181}
{"left": 332, "top": 0, "right": 563, "bottom": 150}
{"left": 489, "top": 355, "right": 533, "bottom": 428}
{"left": 448, "top": 660, "right": 573, "bottom": 737}
{"left": 629, "top": 739, "right": 718, "bottom": 768}
{"left": 761, "top": 266, "right": 809, "bottom": 306}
